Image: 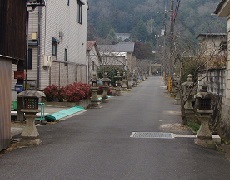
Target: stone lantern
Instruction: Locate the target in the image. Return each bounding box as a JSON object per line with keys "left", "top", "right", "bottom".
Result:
{"left": 121, "top": 71, "right": 128, "bottom": 91}
{"left": 171, "top": 73, "right": 177, "bottom": 96}
{"left": 114, "top": 71, "right": 122, "bottom": 96}
{"left": 194, "top": 85, "right": 215, "bottom": 148}
{"left": 142, "top": 73, "right": 146, "bottom": 81}
{"left": 145, "top": 73, "right": 148, "bottom": 79}
{"left": 17, "top": 90, "right": 45, "bottom": 145}
{"left": 101, "top": 72, "right": 111, "bottom": 103}
{"left": 127, "top": 71, "right": 133, "bottom": 89}
{"left": 132, "top": 74, "right": 138, "bottom": 87}
{"left": 89, "top": 73, "right": 102, "bottom": 109}
{"left": 182, "top": 74, "right": 194, "bottom": 110}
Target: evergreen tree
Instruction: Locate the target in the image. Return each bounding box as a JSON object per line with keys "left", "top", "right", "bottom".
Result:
{"left": 106, "top": 28, "right": 117, "bottom": 44}
{"left": 132, "top": 20, "right": 149, "bottom": 42}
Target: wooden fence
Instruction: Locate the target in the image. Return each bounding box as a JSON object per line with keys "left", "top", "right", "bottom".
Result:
{"left": 51, "top": 61, "right": 88, "bottom": 87}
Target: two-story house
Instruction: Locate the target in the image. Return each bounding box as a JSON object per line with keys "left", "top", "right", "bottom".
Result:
{"left": 12, "top": 0, "right": 88, "bottom": 95}
{"left": 98, "top": 42, "right": 136, "bottom": 73}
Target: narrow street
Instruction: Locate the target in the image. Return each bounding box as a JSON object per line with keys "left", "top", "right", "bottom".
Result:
{"left": 0, "top": 77, "right": 229, "bottom": 180}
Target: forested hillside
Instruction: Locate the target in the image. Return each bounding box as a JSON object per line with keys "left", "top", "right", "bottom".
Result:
{"left": 87, "top": 0, "right": 226, "bottom": 45}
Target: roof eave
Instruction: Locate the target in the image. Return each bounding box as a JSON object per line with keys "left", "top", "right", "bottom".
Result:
{"left": 214, "top": 0, "right": 230, "bottom": 17}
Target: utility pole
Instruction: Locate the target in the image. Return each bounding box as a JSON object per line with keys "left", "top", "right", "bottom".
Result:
{"left": 162, "top": 0, "right": 168, "bottom": 37}
{"left": 169, "top": 0, "right": 174, "bottom": 77}
{"left": 161, "top": 0, "right": 168, "bottom": 81}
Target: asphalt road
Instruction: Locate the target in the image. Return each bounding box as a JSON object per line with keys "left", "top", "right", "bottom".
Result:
{"left": 0, "top": 76, "right": 229, "bottom": 180}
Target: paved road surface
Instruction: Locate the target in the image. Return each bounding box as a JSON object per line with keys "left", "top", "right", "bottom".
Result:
{"left": 0, "top": 77, "right": 229, "bottom": 180}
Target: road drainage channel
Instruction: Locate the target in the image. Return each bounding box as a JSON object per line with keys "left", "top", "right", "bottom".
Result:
{"left": 130, "top": 132, "right": 197, "bottom": 139}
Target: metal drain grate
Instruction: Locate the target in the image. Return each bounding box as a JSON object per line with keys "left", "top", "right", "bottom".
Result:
{"left": 130, "top": 132, "right": 174, "bottom": 139}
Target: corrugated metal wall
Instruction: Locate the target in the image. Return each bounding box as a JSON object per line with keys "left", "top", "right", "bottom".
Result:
{"left": 0, "top": 58, "right": 12, "bottom": 151}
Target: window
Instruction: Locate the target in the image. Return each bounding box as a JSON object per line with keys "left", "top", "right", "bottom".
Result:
{"left": 52, "top": 37, "right": 58, "bottom": 56}
{"left": 77, "top": 0, "right": 84, "bottom": 24}
{"left": 27, "top": 48, "right": 32, "bottom": 70}
{"left": 92, "top": 61, "right": 95, "bottom": 71}
{"left": 64, "top": 48, "right": 67, "bottom": 66}
{"left": 52, "top": 43, "right": 57, "bottom": 56}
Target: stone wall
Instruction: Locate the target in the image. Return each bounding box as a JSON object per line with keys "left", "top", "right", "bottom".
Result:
{"left": 45, "top": 99, "right": 91, "bottom": 109}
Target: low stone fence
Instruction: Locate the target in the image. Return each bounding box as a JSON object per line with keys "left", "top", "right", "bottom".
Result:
{"left": 45, "top": 99, "right": 91, "bottom": 109}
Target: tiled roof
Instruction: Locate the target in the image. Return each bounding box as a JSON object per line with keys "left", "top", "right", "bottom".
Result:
{"left": 196, "top": 33, "right": 227, "bottom": 38}
{"left": 98, "top": 42, "right": 135, "bottom": 53}
{"left": 115, "top": 42, "right": 135, "bottom": 52}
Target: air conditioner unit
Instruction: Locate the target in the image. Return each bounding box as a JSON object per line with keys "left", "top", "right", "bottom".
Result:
{"left": 43, "top": 55, "right": 52, "bottom": 67}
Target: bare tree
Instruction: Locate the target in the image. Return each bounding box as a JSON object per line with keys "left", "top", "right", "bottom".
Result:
{"left": 166, "top": 32, "right": 227, "bottom": 125}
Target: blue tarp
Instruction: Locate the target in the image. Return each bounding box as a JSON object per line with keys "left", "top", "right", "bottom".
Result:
{"left": 45, "top": 106, "right": 85, "bottom": 121}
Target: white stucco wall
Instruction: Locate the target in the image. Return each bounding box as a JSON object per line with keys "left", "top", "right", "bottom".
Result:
{"left": 199, "top": 36, "right": 226, "bottom": 56}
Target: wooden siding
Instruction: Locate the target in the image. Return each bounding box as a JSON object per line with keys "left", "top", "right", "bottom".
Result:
{"left": 0, "top": 0, "right": 27, "bottom": 60}
{"left": 0, "top": 58, "right": 12, "bottom": 151}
